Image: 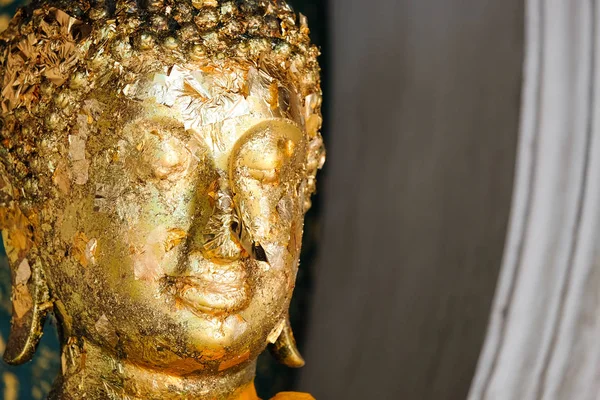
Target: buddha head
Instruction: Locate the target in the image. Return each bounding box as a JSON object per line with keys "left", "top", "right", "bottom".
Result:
{"left": 0, "top": 0, "right": 324, "bottom": 397}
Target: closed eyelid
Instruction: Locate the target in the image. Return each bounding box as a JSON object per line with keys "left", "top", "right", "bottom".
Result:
{"left": 132, "top": 135, "right": 192, "bottom": 181}
{"left": 233, "top": 120, "right": 304, "bottom": 159}
{"left": 240, "top": 144, "right": 286, "bottom": 168}
{"left": 244, "top": 167, "right": 279, "bottom": 183}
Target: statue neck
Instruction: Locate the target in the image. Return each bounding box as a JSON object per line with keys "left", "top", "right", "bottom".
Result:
{"left": 49, "top": 339, "right": 259, "bottom": 400}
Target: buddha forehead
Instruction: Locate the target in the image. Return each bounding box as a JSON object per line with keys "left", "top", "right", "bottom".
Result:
{"left": 128, "top": 60, "right": 306, "bottom": 166}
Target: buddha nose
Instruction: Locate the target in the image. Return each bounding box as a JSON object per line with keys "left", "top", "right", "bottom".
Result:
{"left": 200, "top": 185, "right": 245, "bottom": 263}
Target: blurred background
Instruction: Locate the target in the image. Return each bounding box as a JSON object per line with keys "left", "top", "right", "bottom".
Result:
{"left": 0, "top": 0, "right": 525, "bottom": 399}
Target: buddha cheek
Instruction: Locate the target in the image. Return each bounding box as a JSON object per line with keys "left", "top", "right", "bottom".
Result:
{"left": 131, "top": 249, "right": 162, "bottom": 282}
{"left": 261, "top": 215, "right": 303, "bottom": 291}
{"left": 258, "top": 241, "right": 289, "bottom": 288}
{"left": 128, "top": 225, "right": 173, "bottom": 281}
{"left": 232, "top": 233, "right": 295, "bottom": 302}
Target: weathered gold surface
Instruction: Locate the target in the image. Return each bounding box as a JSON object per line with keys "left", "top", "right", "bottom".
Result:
{"left": 0, "top": 0, "right": 323, "bottom": 398}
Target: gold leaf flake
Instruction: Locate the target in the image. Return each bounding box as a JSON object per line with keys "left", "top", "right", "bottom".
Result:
{"left": 13, "top": 283, "right": 33, "bottom": 319}
{"left": 53, "top": 8, "right": 78, "bottom": 36}
{"left": 85, "top": 238, "right": 98, "bottom": 265}
{"left": 16, "top": 34, "right": 37, "bottom": 59}
{"left": 60, "top": 351, "right": 67, "bottom": 376}
{"left": 4, "top": 218, "right": 30, "bottom": 263}
{"left": 72, "top": 159, "right": 90, "bottom": 185}
{"left": 52, "top": 160, "right": 71, "bottom": 195}
{"left": 165, "top": 228, "right": 187, "bottom": 252}
{"left": 269, "top": 82, "right": 279, "bottom": 110}
{"left": 68, "top": 135, "right": 86, "bottom": 161}
{"left": 192, "top": 0, "right": 218, "bottom": 9}
{"left": 95, "top": 314, "right": 119, "bottom": 347}
{"left": 83, "top": 99, "right": 102, "bottom": 119}
{"left": 44, "top": 67, "right": 67, "bottom": 86}
{"left": 133, "top": 251, "right": 160, "bottom": 281}
{"left": 72, "top": 232, "right": 90, "bottom": 267}
{"left": 305, "top": 114, "right": 322, "bottom": 138}
{"left": 267, "top": 319, "right": 286, "bottom": 344}
{"left": 15, "top": 258, "right": 31, "bottom": 285}
{"left": 6, "top": 229, "right": 27, "bottom": 252}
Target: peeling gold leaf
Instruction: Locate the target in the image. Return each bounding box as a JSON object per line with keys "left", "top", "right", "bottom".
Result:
{"left": 305, "top": 114, "right": 322, "bottom": 138}
{"left": 60, "top": 351, "right": 67, "bottom": 376}
{"left": 52, "top": 160, "right": 71, "bottom": 195}
{"left": 6, "top": 229, "right": 27, "bottom": 252}
{"left": 85, "top": 238, "right": 98, "bottom": 265}
{"left": 15, "top": 258, "right": 31, "bottom": 285}
{"left": 95, "top": 314, "right": 118, "bottom": 347}
{"left": 269, "top": 82, "right": 279, "bottom": 110}
{"left": 72, "top": 232, "right": 90, "bottom": 267}
{"left": 72, "top": 159, "right": 90, "bottom": 185}
{"left": 12, "top": 283, "right": 33, "bottom": 319}
{"left": 165, "top": 228, "right": 187, "bottom": 252}
{"left": 4, "top": 211, "right": 31, "bottom": 263}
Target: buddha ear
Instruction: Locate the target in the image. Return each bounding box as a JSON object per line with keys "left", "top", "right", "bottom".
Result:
{"left": 268, "top": 314, "right": 305, "bottom": 368}
{"left": 3, "top": 251, "right": 52, "bottom": 365}
{"left": 0, "top": 166, "right": 52, "bottom": 364}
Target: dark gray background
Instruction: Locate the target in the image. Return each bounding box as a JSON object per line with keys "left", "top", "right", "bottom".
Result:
{"left": 297, "top": 0, "right": 524, "bottom": 399}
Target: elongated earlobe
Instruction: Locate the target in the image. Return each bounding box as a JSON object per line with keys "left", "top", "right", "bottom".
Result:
{"left": 3, "top": 253, "right": 52, "bottom": 365}
{"left": 268, "top": 315, "right": 305, "bottom": 368}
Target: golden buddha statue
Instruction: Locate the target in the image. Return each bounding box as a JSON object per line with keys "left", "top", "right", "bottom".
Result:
{"left": 0, "top": 0, "right": 324, "bottom": 398}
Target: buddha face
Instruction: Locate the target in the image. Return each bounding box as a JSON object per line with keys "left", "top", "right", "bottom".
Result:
{"left": 29, "top": 60, "right": 315, "bottom": 374}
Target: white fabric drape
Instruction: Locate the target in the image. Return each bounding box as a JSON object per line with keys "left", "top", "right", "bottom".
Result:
{"left": 469, "top": 1, "right": 600, "bottom": 399}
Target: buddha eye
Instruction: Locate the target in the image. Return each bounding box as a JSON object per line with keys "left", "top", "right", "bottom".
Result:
{"left": 153, "top": 140, "right": 187, "bottom": 179}
{"left": 235, "top": 135, "right": 301, "bottom": 185}
{"left": 140, "top": 136, "right": 190, "bottom": 180}
{"left": 125, "top": 118, "right": 192, "bottom": 182}
{"left": 238, "top": 138, "right": 291, "bottom": 183}
{"left": 231, "top": 119, "right": 306, "bottom": 187}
